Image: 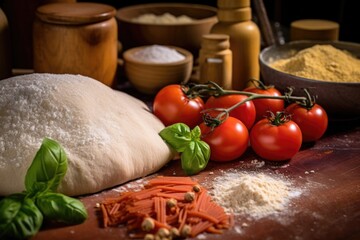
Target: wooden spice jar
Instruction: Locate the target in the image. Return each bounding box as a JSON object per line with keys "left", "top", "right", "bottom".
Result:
{"left": 33, "top": 2, "right": 117, "bottom": 86}
{"left": 198, "top": 34, "right": 232, "bottom": 89}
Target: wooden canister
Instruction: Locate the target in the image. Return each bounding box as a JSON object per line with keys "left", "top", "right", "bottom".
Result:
{"left": 291, "top": 19, "right": 339, "bottom": 41}
{"left": 33, "top": 2, "right": 118, "bottom": 86}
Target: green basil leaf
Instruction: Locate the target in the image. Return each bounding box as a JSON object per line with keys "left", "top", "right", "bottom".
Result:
{"left": 190, "top": 126, "right": 202, "bottom": 140}
{"left": 0, "top": 194, "right": 43, "bottom": 240}
{"left": 25, "top": 138, "right": 68, "bottom": 193}
{"left": 36, "top": 192, "right": 88, "bottom": 224}
{"left": 181, "top": 140, "right": 210, "bottom": 175}
{"left": 159, "top": 123, "right": 192, "bottom": 152}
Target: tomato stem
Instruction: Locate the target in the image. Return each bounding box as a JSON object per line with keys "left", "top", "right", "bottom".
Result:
{"left": 267, "top": 111, "right": 291, "bottom": 126}
{"left": 187, "top": 81, "right": 308, "bottom": 103}
{"left": 247, "top": 78, "right": 272, "bottom": 90}
{"left": 201, "top": 108, "right": 229, "bottom": 128}
{"left": 184, "top": 81, "right": 314, "bottom": 127}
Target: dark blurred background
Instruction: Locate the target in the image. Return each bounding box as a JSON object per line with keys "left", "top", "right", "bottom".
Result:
{"left": 83, "top": 0, "right": 359, "bottom": 43}
{"left": 0, "top": 0, "right": 358, "bottom": 70}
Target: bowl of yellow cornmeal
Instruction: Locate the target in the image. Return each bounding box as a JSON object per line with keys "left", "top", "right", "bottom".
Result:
{"left": 260, "top": 40, "right": 360, "bottom": 120}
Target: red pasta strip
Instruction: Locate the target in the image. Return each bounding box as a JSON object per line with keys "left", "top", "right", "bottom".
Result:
{"left": 147, "top": 176, "right": 197, "bottom": 186}
{"left": 155, "top": 192, "right": 186, "bottom": 201}
{"left": 159, "top": 197, "right": 167, "bottom": 224}
{"left": 101, "top": 204, "right": 109, "bottom": 227}
{"left": 191, "top": 221, "right": 214, "bottom": 237}
{"left": 187, "top": 210, "right": 219, "bottom": 224}
{"left": 133, "top": 188, "right": 162, "bottom": 200}
{"left": 155, "top": 185, "right": 194, "bottom": 192}
{"left": 178, "top": 208, "right": 188, "bottom": 232}
{"left": 207, "top": 226, "right": 224, "bottom": 234}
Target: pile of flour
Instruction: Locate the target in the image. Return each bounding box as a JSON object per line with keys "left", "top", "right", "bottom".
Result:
{"left": 130, "top": 45, "right": 185, "bottom": 63}
{"left": 210, "top": 171, "right": 301, "bottom": 219}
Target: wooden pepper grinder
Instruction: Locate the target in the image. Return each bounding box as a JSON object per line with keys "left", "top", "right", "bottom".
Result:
{"left": 198, "top": 34, "right": 232, "bottom": 89}
{"left": 33, "top": 2, "right": 118, "bottom": 87}
{"left": 211, "top": 0, "right": 261, "bottom": 90}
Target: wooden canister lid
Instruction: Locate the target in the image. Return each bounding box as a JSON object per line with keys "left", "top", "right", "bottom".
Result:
{"left": 218, "top": 7, "right": 251, "bottom": 22}
{"left": 36, "top": 2, "right": 116, "bottom": 25}
{"left": 291, "top": 19, "right": 339, "bottom": 41}
{"left": 218, "top": 0, "right": 250, "bottom": 8}
{"left": 201, "top": 34, "right": 230, "bottom": 51}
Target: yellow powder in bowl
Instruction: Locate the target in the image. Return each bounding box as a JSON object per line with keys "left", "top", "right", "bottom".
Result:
{"left": 270, "top": 45, "right": 360, "bottom": 83}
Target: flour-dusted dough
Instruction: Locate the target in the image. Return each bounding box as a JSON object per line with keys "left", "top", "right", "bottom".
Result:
{"left": 0, "top": 73, "right": 173, "bottom": 196}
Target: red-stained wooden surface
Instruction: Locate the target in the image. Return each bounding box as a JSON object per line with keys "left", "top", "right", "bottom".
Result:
{"left": 32, "top": 119, "right": 360, "bottom": 240}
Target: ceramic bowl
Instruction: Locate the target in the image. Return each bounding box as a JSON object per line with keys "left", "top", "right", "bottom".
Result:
{"left": 260, "top": 40, "right": 360, "bottom": 120}
{"left": 123, "top": 45, "right": 193, "bottom": 95}
{"left": 116, "top": 3, "right": 217, "bottom": 57}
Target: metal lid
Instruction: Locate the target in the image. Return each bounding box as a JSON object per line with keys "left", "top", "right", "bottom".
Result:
{"left": 36, "top": 2, "right": 116, "bottom": 25}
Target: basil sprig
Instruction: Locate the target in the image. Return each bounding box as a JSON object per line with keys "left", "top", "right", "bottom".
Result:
{"left": 160, "top": 123, "right": 210, "bottom": 175}
{"left": 0, "top": 138, "right": 88, "bottom": 240}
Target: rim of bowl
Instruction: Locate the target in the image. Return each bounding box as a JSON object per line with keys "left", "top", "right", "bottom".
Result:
{"left": 116, "top": 3, "right": 218, "bottom": 25}
{"left": 260, "top": 40, "right": 360, "bottom": 86}
{"left": 123, "top": 45, "right": 193, "bottom": 66}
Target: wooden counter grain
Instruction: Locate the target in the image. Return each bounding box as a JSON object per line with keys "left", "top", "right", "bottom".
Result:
{"left": 31, "top": 120, "right": 360, "bottom": 240}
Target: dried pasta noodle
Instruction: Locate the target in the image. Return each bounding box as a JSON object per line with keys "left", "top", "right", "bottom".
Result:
{"left": 100, "top": 176, "right": 232, "bottom": 239}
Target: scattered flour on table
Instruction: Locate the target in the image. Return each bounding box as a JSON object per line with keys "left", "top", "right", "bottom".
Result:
{"left": 111, "top": 176, "right": 152, "bottom": 193}
{"left": 210, "top": 171, "right": 301, "bottom": 219}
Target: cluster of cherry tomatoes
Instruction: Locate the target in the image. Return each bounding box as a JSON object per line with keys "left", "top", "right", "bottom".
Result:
{"left": 153, "top": 83, "right": 328, "bottom": 162}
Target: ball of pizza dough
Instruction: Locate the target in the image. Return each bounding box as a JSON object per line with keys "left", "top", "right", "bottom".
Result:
{"left": 0, "top": 73, "right": 173, "bottom": 196}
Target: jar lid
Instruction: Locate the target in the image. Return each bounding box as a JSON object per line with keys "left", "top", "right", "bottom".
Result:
{"left": 291, "top": 19, "right": 339, "bottom": 41}
{"left": 202, "top": 34, "right": 230, "bottom": 50}
{"left": 217, "top": 0, "right": 250, "bottom": 8}
{"left": 36, "top": 2, "right": 116, "bottom": 25}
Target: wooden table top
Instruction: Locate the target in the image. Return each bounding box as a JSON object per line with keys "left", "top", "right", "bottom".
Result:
{"left": 32, "top": 117, "right": 360, "bottom": 240}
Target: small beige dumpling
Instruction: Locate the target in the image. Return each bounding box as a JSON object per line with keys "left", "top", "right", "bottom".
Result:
{"left": 0, "top": 73, "right": 173, "bottom": 196}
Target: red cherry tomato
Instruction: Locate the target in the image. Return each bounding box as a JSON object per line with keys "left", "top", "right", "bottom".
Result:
{"left": 286, "top": 103, "right": 328, "bottom": 142}
{"left": 204, "top": 95, "right": 256, "bottom": 130}
{"left": 244, "top": 85, "right": 284, "bottom": 121}
{"left": 199, "top": 117, "right": 249, "bottom": 162}
{"left": 250, "top": 115, "right": 302, "bottom": 161}
{"left": 153, "top": 85, "right": 204, "bottom": 128}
